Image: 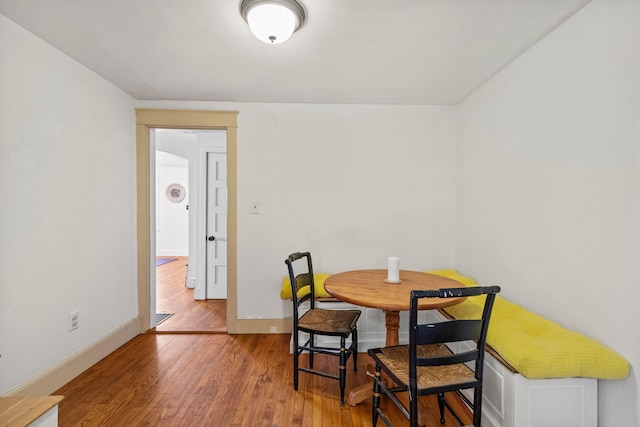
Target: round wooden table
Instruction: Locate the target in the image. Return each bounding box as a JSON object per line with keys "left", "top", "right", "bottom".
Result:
{"left": 324, "top": 269, "right": 466, "bottom": 346}
{"left": 324, "top": 269, "right": 466, "bottom": 409}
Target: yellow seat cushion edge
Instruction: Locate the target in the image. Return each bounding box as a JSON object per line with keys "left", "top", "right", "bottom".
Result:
{"left": 280, "top": 273, "right": 332, "bottom": 299}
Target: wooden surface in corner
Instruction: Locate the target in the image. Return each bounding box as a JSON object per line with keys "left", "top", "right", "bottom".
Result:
{"left": 0, "top": 395, "right": 63, "bottom": 426}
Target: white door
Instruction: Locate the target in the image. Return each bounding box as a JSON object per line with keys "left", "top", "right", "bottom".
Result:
{"left": 206, "top": 153, "right": 227, "bottom": 298}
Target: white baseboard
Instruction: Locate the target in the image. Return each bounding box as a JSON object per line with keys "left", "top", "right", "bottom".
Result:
{"left": 232, "top": 318, "right": 292, "bottom": 334}
{"left": 7, "top": 318, "right": 140, "bottom": 396}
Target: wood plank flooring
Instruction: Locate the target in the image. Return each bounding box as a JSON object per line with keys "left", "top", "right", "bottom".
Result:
{"left": 154, "top": 256, "right": 226, "bottom": 333}
{"left": 53, "top": 256, "right": 472, "bottom": 426}
{"left": 54, "top": 333, "right": 471, "bottom": 426}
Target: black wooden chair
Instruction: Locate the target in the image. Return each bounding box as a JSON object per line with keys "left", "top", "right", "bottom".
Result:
{"left": 368, "top": 285, "right": 500, "bottom": 427}
{"left": 285, "top": 251, "right": 361, "bottom": 406}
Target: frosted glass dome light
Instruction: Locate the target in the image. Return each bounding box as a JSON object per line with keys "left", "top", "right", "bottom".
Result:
{"left": 240, "top": 0, "right": 306, "bottom": 44}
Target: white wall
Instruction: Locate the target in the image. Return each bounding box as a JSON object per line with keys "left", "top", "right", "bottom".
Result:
{"left": 155, "top": 145, "right": 190, "bottom": 257}
{"left": 155, "top": 164, "right": 189, "bottom": 256}
{"left": 455, "top": 0, "right": 640, "bottom": 425}
{"left": 0, "top": 15, "right": 137, "bottom": 394}
{"left": 137, "top": 100, "right": 458, "bottom": 319}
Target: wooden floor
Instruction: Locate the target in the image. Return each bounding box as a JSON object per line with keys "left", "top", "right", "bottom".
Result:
{"left": 54, "top": 333, "right": 472, "bottom": 426}
{"left": 154, "top": 256, "right": 227, "bottom": 333}
{"left": 53, "top": 256, "right": 472, "bottom": 426}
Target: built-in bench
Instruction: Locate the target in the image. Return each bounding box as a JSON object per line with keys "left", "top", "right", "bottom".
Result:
{"left": 426, "top": 269, "right": 629, "bottom": 427}
{"left": 281, "top": 270, "right": 629, "bottom": 427}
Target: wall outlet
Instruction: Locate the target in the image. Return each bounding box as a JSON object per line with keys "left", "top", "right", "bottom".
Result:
{"left": 69, "top": 311, "right": 79, "bottom": 332}
{"left": 269, "top": 326, "right": 277, "bottom": 333}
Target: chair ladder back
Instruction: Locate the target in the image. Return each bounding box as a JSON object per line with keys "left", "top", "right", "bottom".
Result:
{"left": 415, "top": 319, "right": 483, "bottom": 344}
{"left": 414, "top": 349, "right": 480, "bottom": 367}
{"left": 285, "top": 252, "right": 316, "bottom": 314}
{"left": 409, "top": 286, "right": 501, "bottom": 374}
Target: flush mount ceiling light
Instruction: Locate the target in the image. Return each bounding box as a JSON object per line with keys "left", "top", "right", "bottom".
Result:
{"left": 240, "top": 0, "right": 306, "bottom": 44}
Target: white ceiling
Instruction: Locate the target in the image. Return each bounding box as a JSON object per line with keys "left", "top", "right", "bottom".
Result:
{"left": 0, "top": 0, "right": 591, "bottom": 105}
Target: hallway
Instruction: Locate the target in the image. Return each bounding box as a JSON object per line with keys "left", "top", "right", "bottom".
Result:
{"left": 154, "top": 256, "right": 227, "bottom": 333}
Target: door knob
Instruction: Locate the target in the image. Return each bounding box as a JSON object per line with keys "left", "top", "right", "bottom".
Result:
{"left": 208, "top": 236, "right": 215, "bottom": 241}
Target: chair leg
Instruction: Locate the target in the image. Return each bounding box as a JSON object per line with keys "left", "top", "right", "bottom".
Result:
{"left": 372, "top": 365, "right": 382, "bottom": 426}
{"left": 438, "top": 392, "right": 445, "bottom": 424}
{"left": 410, "top": 384, "right": 418, "bottom": 427}
{"left": 352, "top": 328, "right": 358, "bottom": 371}
{"left": 339, "top": 337, "right": 346, "bottom": 406}
{"left": 293, "top": 332, "right": 299, "bottom": 391}
{"left": 309, "top": 332, "right": 315, "bottom": 369}
{"left": 473, "top": 386, "right": 483, "bottom": 427}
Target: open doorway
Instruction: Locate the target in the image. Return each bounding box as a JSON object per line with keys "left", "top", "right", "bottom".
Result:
{"left": 151, "top": 128, "right": 228, "bottom": 333}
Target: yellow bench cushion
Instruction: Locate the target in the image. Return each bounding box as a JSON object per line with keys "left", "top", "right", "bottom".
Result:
{"left": 427, "top": 269, "right": 630, "bottom": 380}
{"left": 280, "top": 273, "right": 332, "bottom": 299}
{"left": 425, "top": 269, "right": 479, "bottom": 287}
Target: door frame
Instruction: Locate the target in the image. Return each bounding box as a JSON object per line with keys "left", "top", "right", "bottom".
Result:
{"left": 136, "top": 109, "right": 238, "bottom": 333}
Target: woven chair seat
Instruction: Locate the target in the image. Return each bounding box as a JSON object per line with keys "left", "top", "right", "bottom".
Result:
{"left": 299, "top": 308, "right": 360, "bottom": 337}
{"left": 377, "top": 344, "right": 476, "bottom": 390}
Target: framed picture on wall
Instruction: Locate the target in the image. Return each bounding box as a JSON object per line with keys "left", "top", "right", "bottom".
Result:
{"left": 165, "top": 183, "right": 186, "bottom": 203}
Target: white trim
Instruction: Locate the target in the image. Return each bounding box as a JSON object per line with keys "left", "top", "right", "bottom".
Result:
{"left": 149, "top": 131, "right": 157, "bottom": 328}
{"left": 6, "top": 319, "right": 139, "bottom": 396}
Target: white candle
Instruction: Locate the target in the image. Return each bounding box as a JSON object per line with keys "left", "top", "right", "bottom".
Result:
{"left": 388, "top": 257, "right": 400, "bottom": 282}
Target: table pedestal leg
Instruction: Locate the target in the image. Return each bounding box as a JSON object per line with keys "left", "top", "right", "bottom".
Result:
{"left": 347, "top": 310, "right": 401, "bottom": 406}
{"left": 383, "top": 310, "right": 400, "bottom": 346}
{"left": 346, "top": 366, "right": 376, "bottom": 406}
{"left": 346, "top": 310, "right": 401, "bottom": 406}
